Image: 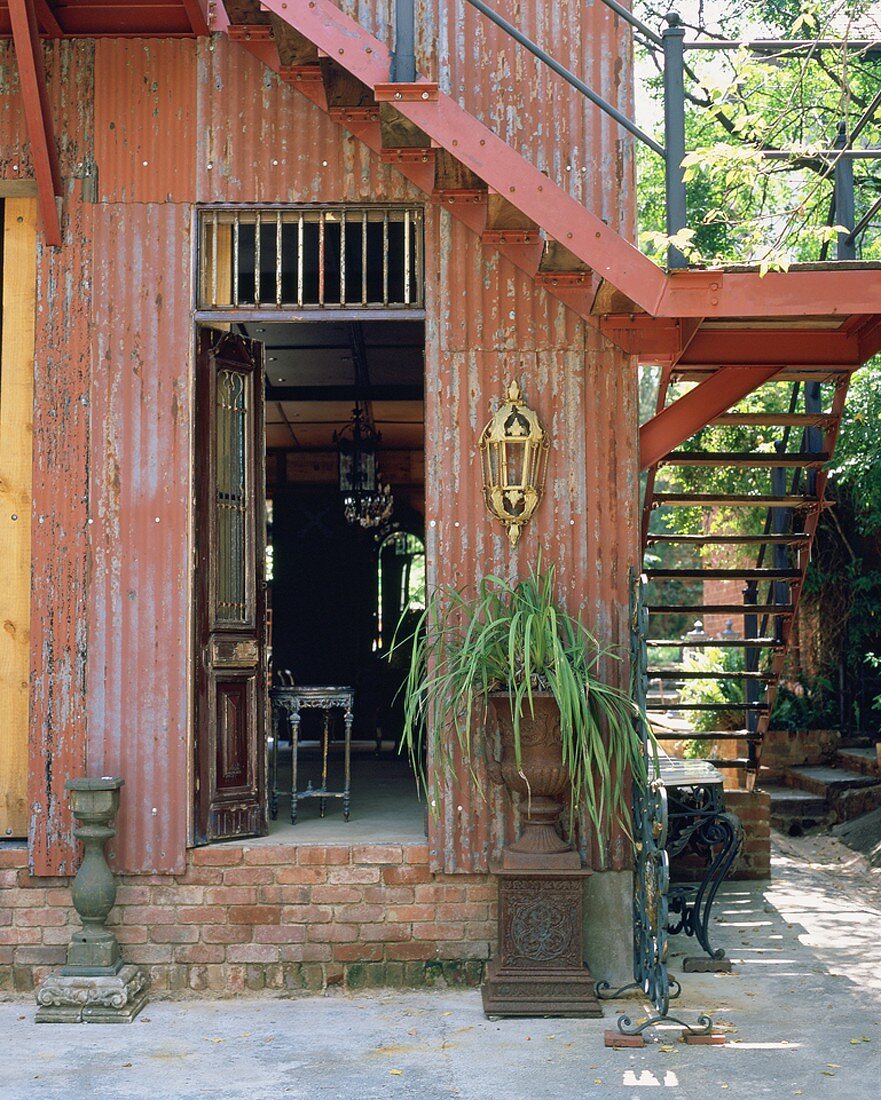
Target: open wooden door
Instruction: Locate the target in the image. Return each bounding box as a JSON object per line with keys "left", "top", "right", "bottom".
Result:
{"left": 194, "top": 328, "right": 267, "bottom": 843}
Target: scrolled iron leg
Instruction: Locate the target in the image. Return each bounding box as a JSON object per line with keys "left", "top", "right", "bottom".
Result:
{"left": 343, "top": 705, "right": 353, "bottom": 822}
{"left": 689, "top": 812, "right": 743, "bottom": 960}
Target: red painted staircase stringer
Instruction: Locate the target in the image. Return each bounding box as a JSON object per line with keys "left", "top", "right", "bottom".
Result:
{"left": 255, "top": 0, "right": 667, "bottom": 315}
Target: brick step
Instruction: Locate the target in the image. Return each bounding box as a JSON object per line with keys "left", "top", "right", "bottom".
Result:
{"left": 783, "top": 765, "right": 879, "bottom": 797}
{"left": 834, "top": 746, "right": 880, "bottom": 776}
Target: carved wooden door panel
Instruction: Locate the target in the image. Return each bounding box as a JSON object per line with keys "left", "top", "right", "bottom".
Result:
{"left": 194, "top": 328, "right": 267, "bottom": 843}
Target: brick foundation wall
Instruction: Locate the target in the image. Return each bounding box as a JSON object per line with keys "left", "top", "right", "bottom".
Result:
{"left": 725, "top": 789, "right": 771, "bottom": 879}
{"left": 760, "top": 728, "right": 841, "bottom": 779}
{"left": 1, "top": 843, "right": 494, "bottom": 997}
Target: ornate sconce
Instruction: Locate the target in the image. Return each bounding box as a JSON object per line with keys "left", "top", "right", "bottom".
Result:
{"left": 479, "top": 380, "right": 549, "bottom": 547}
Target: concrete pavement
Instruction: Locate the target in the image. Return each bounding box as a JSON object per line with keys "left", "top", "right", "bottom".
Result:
{"left": 1, "top": 835, "right": 879, "bottom": 1100}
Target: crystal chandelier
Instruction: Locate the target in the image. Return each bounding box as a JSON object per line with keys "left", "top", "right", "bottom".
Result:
{"left": 334, "top": 405, "right": 394, "bottom": 529}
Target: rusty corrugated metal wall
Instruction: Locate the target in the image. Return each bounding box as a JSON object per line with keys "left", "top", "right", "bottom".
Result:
{"left": 8, "top": 6, "right": 637, "bottom": 875}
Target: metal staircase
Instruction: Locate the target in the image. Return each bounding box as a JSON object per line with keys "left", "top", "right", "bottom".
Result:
{"left": 641, "top": 368, "right": 853, "bottom": 787}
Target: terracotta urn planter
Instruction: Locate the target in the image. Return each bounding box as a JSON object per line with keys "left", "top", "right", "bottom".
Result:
{"left": 489, "top": 692, "right": 581, "bottom": 870}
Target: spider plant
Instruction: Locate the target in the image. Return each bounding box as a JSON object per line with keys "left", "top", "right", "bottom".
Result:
{"left": 390, "top": 559, "right": 649, "bottom": 851}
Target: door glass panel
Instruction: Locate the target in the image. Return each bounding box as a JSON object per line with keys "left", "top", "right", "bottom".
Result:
{"left": 216, "top": 368, "right": 249, "bottom": 623}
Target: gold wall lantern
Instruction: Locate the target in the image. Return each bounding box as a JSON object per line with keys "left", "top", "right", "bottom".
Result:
{"left": 479, "top": 380, "right": 550, "bottom": 547}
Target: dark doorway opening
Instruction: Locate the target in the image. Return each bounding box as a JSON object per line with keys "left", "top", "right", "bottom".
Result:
{"left": 245, "top": 318, "right": 426, "bottom": 842}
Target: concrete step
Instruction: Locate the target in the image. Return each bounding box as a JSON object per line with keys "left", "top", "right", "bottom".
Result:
{"left": 783, "top": 765, "right": 879, "bottom": 797}
{"left": 765, "top": 785, "right": 829, "bottom": 833}
{"left": 834, "top": 746, "right": 880, "bottom": 778}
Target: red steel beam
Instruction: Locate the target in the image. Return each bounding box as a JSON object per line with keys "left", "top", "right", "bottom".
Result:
{"left": 679, "top": 328, "right": 861, "bottom": 366}
{"left": 9, "top": 0, "right": 61, "bottom": 246}
{"left": 639, "top": 365, "right": 786, "bottom": 471}
{"left": 180, "top": 0, "right": 209, "bottom": 36}
{"left": 32, "top": 0, "right": 61, "bottom": 37}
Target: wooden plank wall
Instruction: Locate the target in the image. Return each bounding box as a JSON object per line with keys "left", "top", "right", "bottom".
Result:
{"left": 0, "top": 197, "right": 36, "bottom": 838}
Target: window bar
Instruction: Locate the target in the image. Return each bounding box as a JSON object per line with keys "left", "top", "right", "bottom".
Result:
{"left": 254, "top": 208, "right": 262, "bottom": 306}
{"left": 340, "top": 207, "right": 347, "bottom": 306}
{"left": 361, "top": 209, "right": 368, "bottom": 306}
{"left": 232, "top": 210, "right": 240, "bottom": 307}
{"left": 318, "top": 210, "right": 326, "bottom": 306}
{"left": 382, "top": 209, "right": 389, "bottom": 307}
{"left": 210, "top": 210, "right": 219, "bottom": 307}
{"left": 297, "top": 212, "right": 305, "bottom": 308}
{"left": 404, "top": 208, "right": 411, "bottom": 305}
{"left": 415, "top": 210, "right": 424, "bottom": 307}
{"left": 275, "top": 210, "right": 283, "bottom": 307}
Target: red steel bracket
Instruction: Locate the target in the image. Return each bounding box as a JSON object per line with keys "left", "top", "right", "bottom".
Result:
{"left": 374, "top": 83, "right": 439, "bottom": 102}
{"left": 9, "top": 0, "right": 61, "bottom": 246}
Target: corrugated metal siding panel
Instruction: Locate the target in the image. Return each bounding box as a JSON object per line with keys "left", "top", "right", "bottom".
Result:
{"left": 94, "top": 38, "right": 197, "bottom": 202}
{"left": 424, "top": 212, "right": 638, "bottom": 873}
{"left": 87, "top": 202, "right": 193, "bottom": 874}
{"left": 29, "top": 190, "right": 94, "bottom": 876}
{"left": 0, "top": 39, "right": 95, "bottom": 181}
{"left": 435, "top": 0, "right": 634, "bottom": 237}
{"left": 194, "top": 35, "right": 420, "bottom": 204}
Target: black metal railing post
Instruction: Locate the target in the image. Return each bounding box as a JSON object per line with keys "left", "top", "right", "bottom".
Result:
{"left": 771, "top": 444, "right": 790, "bottom": 644}
{"left": 833, "top": 121, "right": 856, "bottom": 260}
{"left": 743, "top": 580, "right": 759, "bottom": 771}
{"left": 662, "top": 12, "right": 688, "bottom": 268}
{"left": 391, "top": 0, "right": 417, "bottom": 83}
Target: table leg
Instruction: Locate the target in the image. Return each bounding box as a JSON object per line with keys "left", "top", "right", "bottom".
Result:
{"left": 320, "top": 709, "right": 330, "bottom": 818}
{"left": 290, "top": 704, "right": 300, "bottom": 825}
{"left": 270, "top": 703, "right": 280, "bottom": 820}
{"left": 344, "top": 703, "right": 354, "bottom": 822}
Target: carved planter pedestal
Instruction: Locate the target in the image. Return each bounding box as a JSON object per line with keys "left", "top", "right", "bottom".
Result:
{"left": 35, "top": 778, "right": 148, "bottom": 1024}
{"left": 482, "top": 868, "right": 602, "bottom": 1018}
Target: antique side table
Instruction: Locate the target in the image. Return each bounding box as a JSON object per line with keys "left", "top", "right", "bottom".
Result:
{"left": 269, "top": 685, "right": 355, "bottom": 824}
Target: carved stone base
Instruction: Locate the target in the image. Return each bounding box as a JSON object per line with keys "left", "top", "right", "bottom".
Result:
{"left": 35, "top": 964, "right": 148, "bottom": 1023}
{"left": 481, "top": 866, "right": 602, "bottom": 1018}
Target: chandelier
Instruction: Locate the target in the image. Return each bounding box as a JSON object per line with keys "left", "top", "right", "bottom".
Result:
{"left": 334, "top": 405, "right": 394, "bottom": 529}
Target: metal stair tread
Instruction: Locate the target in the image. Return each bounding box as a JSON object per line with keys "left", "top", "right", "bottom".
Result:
{"left": 661, "top": 451, "right": 829, "bottom": 467}
{"left": 645, "top": 568, "right": 800, "bottom": 580}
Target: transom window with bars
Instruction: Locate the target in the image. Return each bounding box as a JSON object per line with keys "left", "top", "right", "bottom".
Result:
{"left": 198, "top": 205, "right": 424, "bottom": 311}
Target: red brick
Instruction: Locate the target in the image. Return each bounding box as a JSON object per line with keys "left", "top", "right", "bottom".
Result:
{"left": 227, "top": 905, "right": 280, "bottom": 926}
{"left": 382, "top": 865, "right": 432, "bottom": 886}
{"left": 276, "top": 866, "right": 327, "bottom": 886}
{"left": 204, "top": 886, "right": 258, "bottom": 906}
{"left": 223, "top": 866, "right": 275, "bottom": 886}
{"left": 465, "top": 884, "right": 497, "bottom": 902}
{"left": 202, "top": 925, "right": 252, "bottom": 945}
{"left": 311, "top": 885, "right": 362, "bottom": 905}
{"left": 113, "top": 926, "right": 148, "bottom": 945}
{"left": 464, "top": 921, "right": 496, "bottom": 940}
{"left": 14, "top": 946, "right": 65, "bottom": 965}
{"left": 412, "top": 922, "right": 465, "bottom": 941}
{"left": 307, "top": 923, "right": 358, "bottom": 943}
{"left": 388, "top": 905, "right": 437, "bottom": 922}
{"left": 0, "top": 870, "right": 18, "bottom": 888}
{"left": 359, "top": 922, "right": 412, "bottom": 943}
{"left": 16, "top": 872, "right": 68, "bottom": 889}
{"left": 13, "top": 908, "right": 66, "bottom": 927}
{"left": 0, "top": 850, "right": 27, "bottom": 869}
{"left": 351, "top": 845, "right": 403, "bottom": 865}
{"left": 283, "top": 943, "right": 331, "bottom": 963}
{"left": 385, "top": 941, "right": 437, "bottom": 961}
{"left": 41, "top": 926, "right": 76, "bottom": 946}
{"left": 259, "top": 885, "right": 309, "bottom": 905}
{"left": 0, "top": 927, "right": 40, "bottom": 945}
{"left": 437, "top": 903, "right": 485, "bottom": 921}
{"left": 296, "top": 846, "right": 351, "bottom": 866}
{"left": 280, "top": 904, "right": 332, "bottom": 924}
{"left": 327, "top": 866, "right": 380, "bottom": 885}
{"left": 6, "top": 889, "right": 46, "bottom": 908}
{"left": 0, "top": 909, "right": 11, "bottom": 926}
{"left": 242, "top": 845, "right": 298, "bottom": 865}
{"left": 152, "top": 886, "right": 205, "bottom": 906}
{"left": 254, "top": 924, "right": 307, "bottom": 944}
{"left": 403, "top": 844, "right": 430, "bottom": 864}
{"left": 363, "top": 886, "right": 414, "bottom": 905}
{"left": 226, "top": 944, "right": 281, "bottom": 964}
{"left": 126, "top": 945, "right": 174, "bottom": 964}
{"left": 415, "top": 884, "right": 465, "bottom": 904}
{"left": 150, "top": 926, "right": 200, "bottom": 944}
{"left": 113, "top": 885, "right": 150, "bottom": 906}
{"left": 174, "top": 866, "right": 224, "bottom": 886}
{"left": 176, "top": 905, "right": 227, "bottom": 925}
{"left": 333, "top": 942, "right": 384, "bottom": 963}
{"left": 191, "top": 848, "right": 242, "bottom": 867}
{"left": 336, "top": 904, "right": 384, "bottom": 923}
{"left": 605, "top": 1030, "right": 644, "bottom": 1048}
{"left": 174, "top": 944, "right": 226, "bottom": 964}
{"left": 123, "top": 905, "right": 178, "bottom": 925}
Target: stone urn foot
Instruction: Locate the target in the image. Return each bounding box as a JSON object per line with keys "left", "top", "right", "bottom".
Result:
{"left": 35, "top": 777, "right": 148, "bottom": 1024}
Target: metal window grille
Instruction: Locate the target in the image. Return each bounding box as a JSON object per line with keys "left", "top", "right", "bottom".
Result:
{"left": 198, "top": 205, "right": 424, "bottom": 311}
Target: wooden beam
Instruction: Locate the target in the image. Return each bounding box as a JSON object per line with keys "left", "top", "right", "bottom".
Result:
{"left": 0, "top": 198, "right": 37, "bottom": 838}
{"left": 9, "top": 0, "right": 61, "bottom": 247}
{"left": 639, "top": 365, "right": 785, "bottom": 471}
